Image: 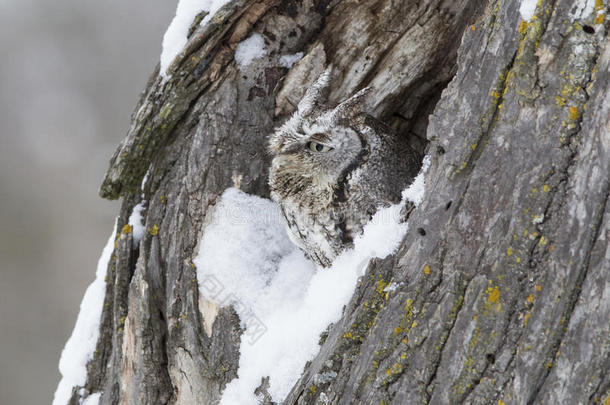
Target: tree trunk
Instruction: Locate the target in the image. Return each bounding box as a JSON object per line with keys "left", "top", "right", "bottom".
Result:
{"left": 64, "top": 0, "right": 609, "bottom": 403}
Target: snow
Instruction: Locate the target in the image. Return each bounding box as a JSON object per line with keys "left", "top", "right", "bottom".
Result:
{"left": 128, "top": 202, "right": 146, "bottom": 246}
{"left": 81, "top": 392, "right": 101, "bottom": 405}
{"left": 402, "top": 155, "right": 430, "bottom": 206}
{"left": 53, "top": 222, "right": 117, "bottom": 405}
{"left": 234, "top": 34, "right": 267, "bottom": 70}
{"left": 532, "top": 213, "right": 544, "bottom": 224}
{"left": 127, "top": 167, "right": 150, "bottom": 246}
{"left": 160, "top": 0, "right": 231, "bottom": 79}
{"left": 519, "top": 0, "right": 537, "bottom": 21}
{"left": 195, "top": 188, "right": 305, "bottom": 315}
{"left": 279, "top": 52, "right": 304, "bottom": 68}
{"left": 568, "top": 0, "right": 596, "bottom": 21}
{"left": 384, "top": 282, "right": 400, "bottom": 292}
{"left": 521, "top": 0, "right": 597, "bottom": 24}
{"left": 141, "top": 167, "right": 151, "bottom": 191}
{"left": 194, "top": 155, "right": 431, "bottom": 404}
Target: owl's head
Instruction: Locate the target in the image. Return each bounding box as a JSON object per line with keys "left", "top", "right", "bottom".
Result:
{"left": 269, "top": 68, "right": 371, "bottom": 195}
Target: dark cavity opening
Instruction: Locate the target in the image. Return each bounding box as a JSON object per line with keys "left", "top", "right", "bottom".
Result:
{"left": 386, "top": 79, "right": 452, "bottom": 159}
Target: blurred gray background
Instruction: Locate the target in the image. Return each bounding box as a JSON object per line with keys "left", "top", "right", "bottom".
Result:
{"left": 0, "top": 1, "right": 175, "bottom": 403}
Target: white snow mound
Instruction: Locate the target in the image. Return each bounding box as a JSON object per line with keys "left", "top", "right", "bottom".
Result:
{"left": 53, "top": 222, "right": 116, "bottom": 405}
{"left": 194, "top": 155, "right": 431, "bottom": 404}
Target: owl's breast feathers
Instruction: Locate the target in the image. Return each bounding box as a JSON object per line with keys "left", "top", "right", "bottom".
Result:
{"left": 278, "top": 197, "right": 340, "bottom": 267}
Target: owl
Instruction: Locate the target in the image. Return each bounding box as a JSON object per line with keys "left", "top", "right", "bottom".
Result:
{"left": 268, "top": 68, "right": 421, "bottom": 267}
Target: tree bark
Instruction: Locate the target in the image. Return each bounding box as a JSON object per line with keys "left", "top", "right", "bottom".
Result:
{"left": 70, "top": 0, "right": 608, "bottom": 403}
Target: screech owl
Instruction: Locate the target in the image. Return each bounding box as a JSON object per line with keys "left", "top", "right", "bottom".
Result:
{"left": 268, "top": 68, "right": 421, "bottom": 267}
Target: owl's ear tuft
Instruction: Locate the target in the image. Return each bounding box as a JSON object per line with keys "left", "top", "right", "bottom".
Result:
{"left": 332, "top": 86, "right": 372, "bottom": 121}
{"left": 268, "top": 133, "right": 284, "bottom": 154}
{"left": 268, "top": 123, "right": 303, "bottom": 155}
{"left": 297, "top": 66, "right": 333, "bottom": 117}
{"left": 269, "top": 127, "right": 293, "bottom": 154}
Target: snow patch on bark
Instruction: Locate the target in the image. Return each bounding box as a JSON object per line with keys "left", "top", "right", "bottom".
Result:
{"left": 235, "top": 33, "right": 268, "bottom": 70}
{"left": 279, "top": 52, "right": 304, "bottom": 68}
{"left": 128, "top": 169, "right": 149, "bottom": 247}
{"left": 568, "top": 0, "right": 596, "bottom": 21}
{"left": 81, "top": 392, "right": 101, "bottom": 405}
{"left": 195, "top": 156, "right": 430, "bottom": 404}
{"left": 128, "top": 203, "right": 146, "bottom": 246}
{"left": 160, "top": 0, "right": 231, "bottom": 79}
{"left": 519, "top": 0, "right": 537, "bottom": 21}
{"left": 128, "top": 201, "right": 146, "bottom": 248}
{"left": 53, "top": 222, "right": 116, "bottom": 405}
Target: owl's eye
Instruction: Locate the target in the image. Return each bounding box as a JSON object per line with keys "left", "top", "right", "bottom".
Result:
{"left": 307, "top": 141, "right": 333, "bottom": 152}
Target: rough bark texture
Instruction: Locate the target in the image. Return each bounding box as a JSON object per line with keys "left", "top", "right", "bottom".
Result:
{"left": 71, "top": 0, "right": 608, "bottom": 404}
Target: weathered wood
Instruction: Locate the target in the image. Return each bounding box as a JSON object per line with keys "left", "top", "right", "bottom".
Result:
{"left": 71, "top": 0, "right": 609, "bottom": 404}
{"left": 286, "top": 1, "right": 610, "bottom": 402}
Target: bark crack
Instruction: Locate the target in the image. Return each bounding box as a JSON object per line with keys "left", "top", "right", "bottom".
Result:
{"left": 527, "top": 179, "right": 610, "bottom": 404}
{"left": 456, "top": 50, "right": 517, "bottom": 180}
{"left": 424, "top": 271, "right": 472, "bottom": 403}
